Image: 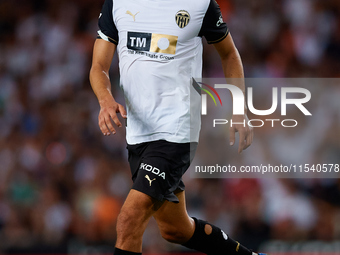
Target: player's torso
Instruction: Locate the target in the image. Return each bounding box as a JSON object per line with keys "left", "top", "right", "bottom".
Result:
{"left": 112, "top": 0, "right": 209, "bottom": 58}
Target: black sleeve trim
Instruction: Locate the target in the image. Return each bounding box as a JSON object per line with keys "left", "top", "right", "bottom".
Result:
{"left": 206, "top": 29, "right": 229, "bottom": 44}
{"left": 199, "top": 0, "right": 229, "bottom": 44}
{"left": 98, "top": 0, "right": 119, "bottom": 45}
{"left": 97, "top": 35, "right": 118, "bottom": 45}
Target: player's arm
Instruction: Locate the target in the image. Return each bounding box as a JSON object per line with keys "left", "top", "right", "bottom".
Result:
{"left": 213, "top": 34, "right": 243, "bottom": 80}
{"left": 200, "top": 0, "right": 253, "bottom": 153}
{"left": 89, "top": 39, "right": 126, "bottom": 136}
{"left": 213, "top": 34, "right": 253, "bottom": 153}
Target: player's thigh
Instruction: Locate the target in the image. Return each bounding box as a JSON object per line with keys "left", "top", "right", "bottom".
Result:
{"left": 153, "top": 190, "right": 195, "bottom": 242}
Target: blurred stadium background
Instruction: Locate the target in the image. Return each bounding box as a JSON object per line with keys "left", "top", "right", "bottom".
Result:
{"left": 0, "top": 0, "right": 340, "bottom": 254}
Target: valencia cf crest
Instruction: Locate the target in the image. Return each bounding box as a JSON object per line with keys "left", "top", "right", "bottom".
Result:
{"left": 176, "top": 10, "right": 190, "bottom": 28}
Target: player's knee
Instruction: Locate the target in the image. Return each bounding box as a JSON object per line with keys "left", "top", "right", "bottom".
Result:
{"left": 116, "top": 209, "right": 141, "bottom": 237}
{"left": 117, "top": 202, "right": 152, "bottom": 235}
{"left": 117, "top": 209, "right": 131, "bottom": 226}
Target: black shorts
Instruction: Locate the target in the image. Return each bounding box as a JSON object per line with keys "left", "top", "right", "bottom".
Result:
{"left": 127, "top": 140, "right": 197, "bottom": 203}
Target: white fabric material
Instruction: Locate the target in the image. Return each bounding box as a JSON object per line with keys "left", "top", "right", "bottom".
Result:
{"left": 99, "top": 0, "right": 213, "bottom": 144}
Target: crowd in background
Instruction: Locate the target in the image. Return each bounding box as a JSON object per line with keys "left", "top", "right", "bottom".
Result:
{"left": 0, "top": 0, "right": 340, "bottom": 253}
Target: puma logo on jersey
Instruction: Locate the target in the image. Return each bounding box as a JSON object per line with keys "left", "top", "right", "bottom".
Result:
{"left": 140, "top": 163, "right": 166, "bottom": 180}
{"left": 126, "top": 11, "right": 139, "bottom": 21}
{"left": 145, "top": 175, "right": 156, "bottom": 186}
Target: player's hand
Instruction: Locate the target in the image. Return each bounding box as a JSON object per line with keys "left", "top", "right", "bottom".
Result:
{"left": 229, "top": 114, "right": 253, "bottom": 154}
{"left": 98, "top": 97, "right": 127, "bottom": 136}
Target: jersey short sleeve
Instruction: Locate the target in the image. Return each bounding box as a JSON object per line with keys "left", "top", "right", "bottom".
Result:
{"left": 199, "top": 0, "right": 229, "bottom": 44}
{"left": 97, "top": 0, "right": 119, "bottom": 45}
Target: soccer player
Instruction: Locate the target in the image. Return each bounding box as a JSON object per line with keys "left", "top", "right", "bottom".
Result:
{"left": 89, "top": 0, "right": 260, "bottom": 255}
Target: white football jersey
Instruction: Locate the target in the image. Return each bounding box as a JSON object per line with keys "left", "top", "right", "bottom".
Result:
{"left": 97, "top": 0, "right": 228, "bottom": 144}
